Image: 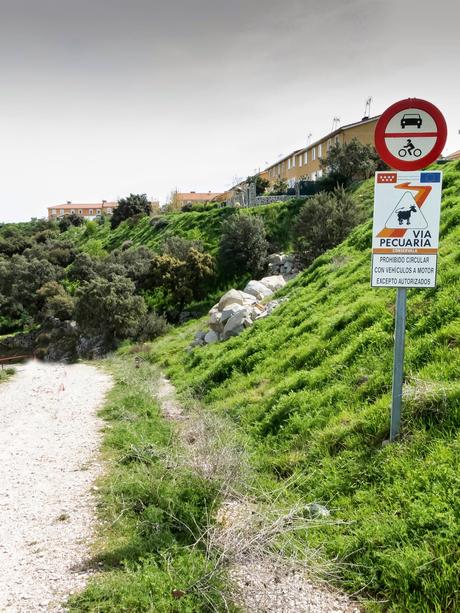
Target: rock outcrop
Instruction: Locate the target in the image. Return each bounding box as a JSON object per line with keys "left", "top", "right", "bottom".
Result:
{"left": 191, "top": 275, "right": 288, "bottom": 348}
{"left": 267, "top": 253, "right": 299, "bottom": 279}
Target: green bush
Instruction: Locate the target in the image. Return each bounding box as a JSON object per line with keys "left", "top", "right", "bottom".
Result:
{"left": 135, "top": 311, "right": 169, "bottom": 342}
{"left": 218, "top": 212, "right": 268, "bottom": 278}
{"left": 75, "top": 275, "right": 147, "bottom": 341}
{"left": 294, "top": 187, "right": 364, "bottom": 267}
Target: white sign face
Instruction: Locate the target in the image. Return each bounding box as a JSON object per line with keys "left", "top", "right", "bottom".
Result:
{"left": 383, "top": 107, "right": 439, "bottom": 163}
{"left": 371, "top": 171, "right": 442, "bottom": 288}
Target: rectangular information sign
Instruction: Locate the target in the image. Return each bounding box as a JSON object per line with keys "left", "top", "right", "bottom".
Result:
{"left": 371, "top": 170, "right": 442, "bottom": 288}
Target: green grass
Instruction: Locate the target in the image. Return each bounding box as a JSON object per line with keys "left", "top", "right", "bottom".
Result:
{"left": 74, "top": 198, "right": 307, "bottom": 256}
{"left": 68, "top": 355, "right": 235, "bottom": 612}
{"left": 0, "top": 367, "right": 15, "bottom": 382}
{"left": 148, "top": 160, "right": 460, "bottom": 611}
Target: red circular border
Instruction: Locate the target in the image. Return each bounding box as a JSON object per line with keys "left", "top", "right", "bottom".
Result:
{"left": 375, "top": 98, "right": 447, "bottom": 171}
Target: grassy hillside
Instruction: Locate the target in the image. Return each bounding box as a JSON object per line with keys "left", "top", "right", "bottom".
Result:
{"left": 149, "top": 160, "right": 460, "bottom": 611}
{"left": 75, "top": 198, "right": 306, "bottom": 255}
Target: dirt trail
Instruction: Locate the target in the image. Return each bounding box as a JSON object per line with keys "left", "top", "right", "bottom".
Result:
{"left": 0, "top": 360, "right": 112, "bottom": 613}
{"left": 155, "top": 374, "right": 361, "bottom": 613}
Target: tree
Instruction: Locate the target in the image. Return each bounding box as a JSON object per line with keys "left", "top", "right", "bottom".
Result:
{"left": 0, "top": 225, "right": 32, "bottom": 256}
{"left": 293, "top": 187, "right": 364, "bottom": 266}
{"left": 58, "top": 214, "right": 84, "bottom": 232}
{"left": 218, "top": 213, "right": 268, "bottom": 279}
{"left": 67, "top": 253, "right": 98, "bottom": 283}
{"left": 6, "top": 255, "right": 60, "bottom": 317}
{"left": 164, "top": 190, "right": 182, "bottom": 212}
{"left": 110, "top": 194, "right": 151, "bottom": 229}
{"left": 75, "top": 275, "right": 147, "bottom": 341}
{"left": 319, "top": 138, "right": 383, "bottom": 188}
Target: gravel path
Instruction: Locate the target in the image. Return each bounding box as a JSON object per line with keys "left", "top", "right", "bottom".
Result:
{"left": 0, "top": 360, "right": 112, "bottom": 613}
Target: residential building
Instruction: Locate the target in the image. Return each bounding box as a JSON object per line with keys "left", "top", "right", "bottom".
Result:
{"left": 264, "top": 115, "right": 380, "bottom": 187}
{"left": 174, "top": 191, "right": 223, "bottom": 206}
{"left": 445, "top": 150, "right": 460, "bottom": 161}
{"left": 47, "top": 200, "right": 118, "bottom": 220}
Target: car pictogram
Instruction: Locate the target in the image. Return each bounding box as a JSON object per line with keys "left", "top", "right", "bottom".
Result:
{"left": 400, "top": 113, "right": 422, "bottom": 129}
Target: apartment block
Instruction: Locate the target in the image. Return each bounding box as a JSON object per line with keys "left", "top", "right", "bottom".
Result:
{"left": 265, "top": 115, "right": 380, "bottom": 187}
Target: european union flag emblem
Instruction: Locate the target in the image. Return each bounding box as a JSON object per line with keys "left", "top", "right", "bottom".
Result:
{"left": 421, "top": 172, "right": 441, "bottom": 183}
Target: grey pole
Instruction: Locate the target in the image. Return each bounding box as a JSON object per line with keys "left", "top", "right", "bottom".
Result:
{"left": 390, "top": 288, "right": 407, "bottom": 441}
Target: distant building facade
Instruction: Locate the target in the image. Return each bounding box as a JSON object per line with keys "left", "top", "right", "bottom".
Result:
{"left": 175, "top": 191, "right": 223, "bottom": 206}
{"left": 264, "top": 115, "right": 380, "bottom": 187}
{"left": 47, "top": 201, "right": 118, "bottom": 220}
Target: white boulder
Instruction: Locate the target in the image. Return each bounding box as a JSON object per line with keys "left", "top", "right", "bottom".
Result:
{"left": 259, "top": 275, "right": 286, "bottom": 292}
{"left": 223, "top": 310, "right": 251, "bottom": 336}
{"left": 221, "top": 302, "right": 246, "bottom": 323}
{"left": 267, "top": 253, "right": 284, "bottom": 265}
{"left": 204, "top": 330, "right": 220, "bottom": 344}
{"left": 218, "top": 289, "right": 257, "bottom": 311}
{"left": 244, "top": 280, "right": 273, "bottom": 301}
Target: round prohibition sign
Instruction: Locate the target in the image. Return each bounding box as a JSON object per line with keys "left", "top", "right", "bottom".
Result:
{"left": 375, "top": 98, "right": 447, "bottom": 171}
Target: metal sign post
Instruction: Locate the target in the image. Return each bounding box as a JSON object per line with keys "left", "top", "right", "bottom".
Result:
{"left": 373, "top": 98, "right": 447, "bottom": 442}
{"left": 390, "top": 288, "right": 407, "bottom": 441}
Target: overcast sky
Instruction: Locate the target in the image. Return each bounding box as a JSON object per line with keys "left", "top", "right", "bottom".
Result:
{"left": 1, "top": 0, "right": 459, "bottom": 222}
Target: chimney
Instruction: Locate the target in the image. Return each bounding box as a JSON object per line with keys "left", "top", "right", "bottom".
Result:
{"left": 66, "top": 200, "right": 71, "bottom": 204}
{"left": 102, "top": 200, "right": 107, "bottom": 204}
{"left": 190, "top": 191, "right": 196, "bottom": 194}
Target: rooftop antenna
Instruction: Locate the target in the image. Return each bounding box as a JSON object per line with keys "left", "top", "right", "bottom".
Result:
{"left": 331, "top": 116, "right": 340, "bottom": 132}
{"left": 363, "top": 96, "right": 372, "bottom": 120}
{"left": 307, "top": 133, "right": 312, "bottom": 146}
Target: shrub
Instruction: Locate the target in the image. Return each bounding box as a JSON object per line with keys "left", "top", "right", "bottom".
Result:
{"left": 135, "top": 312, "right": 169, "bottom": 342}
{"left": 59, "top": 214, "right": 84, "bottom": 232}
{"left": 269, "top": 179, "right": 288, "bottom": 196}
{"left": 293, "top": 187, "right": 364, "bottom": 266}
{"left": 147, "top": 249, "right": 215, "bottom": 310}
{"left": 75, "top": 275, "right": 147, "bottom": 341}
{"left": 218, "top": 213, "right": 268, "bottom": 278}
{"left": 37, "top": 281, "right": 74, "bottom": 321}
{"left": 161, "top": 236, "right": 204, "bottom": 261}
{"left": 150, "top": 215, "right": 169, "bottom": 230}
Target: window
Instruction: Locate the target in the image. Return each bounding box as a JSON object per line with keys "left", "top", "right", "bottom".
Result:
{"left": 71, "top": 209, "right": 75, "bottom": 214}
{"left": 97, "top": 209, "right": 101, "bottom": 214}
{"left": 60, "top": 209, "right": 64, "bottom": 215}
{"left": 335, "top": 135, "right": 340, "bottom": 144}
{"left": 292, "top": 156, "right": 296, "bottom": 168}
{"left": 287, "top": 159, "right": 291, "bottom": 170}
{"left": 304, "top": 151, "right": 308, "bottom": 165}
{"left": 107, "top": 207, "right": 112, "bottom": 213}
{"left": 318, "top": 143, "right": 322, "bottom": 157}
{"left": 78, "top": 209, "right": 83, "bottom": 215}
{"left": 89, "top": 209, "right": 93, "bottom": 215}
{"left": 298, "top": 155, "right": 303, "bottom": 167}
{"left": 311, "top": 147, "right": 316, "bottom": 161}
